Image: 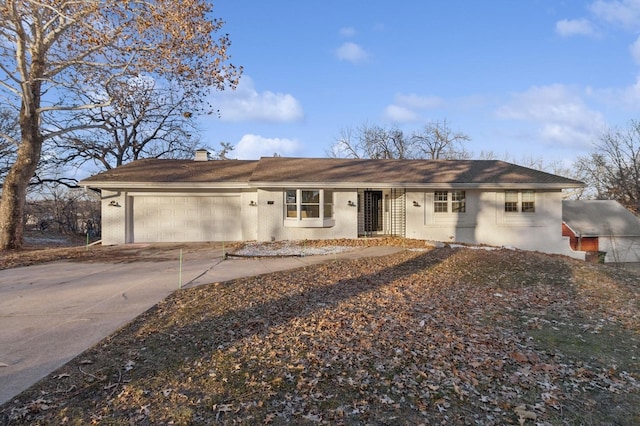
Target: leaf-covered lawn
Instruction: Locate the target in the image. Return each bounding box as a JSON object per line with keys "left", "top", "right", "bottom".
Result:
{"left": 2, "top": 246, "right": 639, "bottom": 425}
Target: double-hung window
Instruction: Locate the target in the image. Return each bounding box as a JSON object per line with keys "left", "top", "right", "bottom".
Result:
{"left": 451, "top": 191, "right": 466, "bottom": 213}
{"left": 505, "top": 190, "right": 535, "bottom": 213}
{"left": 285, "top": 189, "right": 334, "bottom": 227}
{"left": 434, "top": 191, "right": 448, "bottom": 212}
{"left": 434, "top": 191, "right": 466, "bottom": 213}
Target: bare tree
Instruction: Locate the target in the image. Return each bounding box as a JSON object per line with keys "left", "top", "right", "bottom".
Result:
{"left": 52, "top": 77, "right": 201, "bottom": 171}
{"left": 576, "top": 120, "right": 640, "bottom": 214}
{"left": 0, "top": 107, "right": 18, "bottom": 179}
{"left": 0, "top": 0, "right": 241, "bottom": 249}
{"left": 328, "top": 120, "right": 471, "bottom": 160}
{"left": 24, "top": 186, "right": 100, "bottom": 237}
{"left": 327, "top": 123, "right": 411, "bottom": 159}
{"left": 411, "top": 119, "right": 471, "bottom": 159}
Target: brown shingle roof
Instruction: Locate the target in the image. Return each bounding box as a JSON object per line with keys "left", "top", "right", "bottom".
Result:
{"left": 80, "top": 157, "right": 584, "bottom": 188}
{"left": 81, "top": 159, "right": 258, "bottom": 183}
{"left": 249, "top": 157, "right": 583, "bottom": 186}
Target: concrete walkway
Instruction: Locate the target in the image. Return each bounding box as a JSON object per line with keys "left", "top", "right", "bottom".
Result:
{"left": 0, "top": 246, "right": 401, "bottom": 405}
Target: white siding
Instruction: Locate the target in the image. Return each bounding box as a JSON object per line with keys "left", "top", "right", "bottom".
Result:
{"left": 256, "top": 188, "right": 358, "bottom": 241}
{"left": 600, "top": 236, "right": 640, "bottom": 263}
{"left": 101, "top": 190, "right": 127, "bottom": 245}
{"left": 406, "top": 189, "right": 581, "bottom": 258}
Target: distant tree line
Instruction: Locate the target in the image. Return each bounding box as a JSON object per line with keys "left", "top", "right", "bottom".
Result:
{"left": 327, "top": 119, "right": 471, "bottom": 160}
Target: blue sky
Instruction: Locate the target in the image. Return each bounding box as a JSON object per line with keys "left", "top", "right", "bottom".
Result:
{"left": 198, "top": 0, "right": 640, "bottom": 166}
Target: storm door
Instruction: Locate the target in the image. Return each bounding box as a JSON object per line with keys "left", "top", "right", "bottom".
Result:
{"left": 363, "top": 190, "right": 383, "bottom": 233}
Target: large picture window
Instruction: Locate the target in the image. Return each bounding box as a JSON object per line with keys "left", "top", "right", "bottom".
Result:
{"left": 285, "top": 189, "right": 334, "bottom": 227}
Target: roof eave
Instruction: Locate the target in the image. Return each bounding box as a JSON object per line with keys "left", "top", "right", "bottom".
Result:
{"left": 248, "top": 181, "right": 581, "bottom": 190}
{"left": 80, "top": 181, "right": 253, "bottom": 190}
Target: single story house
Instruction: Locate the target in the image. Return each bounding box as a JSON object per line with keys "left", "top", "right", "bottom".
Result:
{"left": 80, "top": 155, "right": 586, "bottom": 258}
{"left": 563, "top": 200, "right": 640, "bottom": 263}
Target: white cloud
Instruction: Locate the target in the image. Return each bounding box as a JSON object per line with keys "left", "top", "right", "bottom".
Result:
{"left": 496, "top": 84, "right": 606, "bottom": 148}
{"left": 212, "top": 76, "right": 304, "bottom": 123}
{"left": 555, "top": 18, "right": 596, "bottom": 36}
{"left": 589, "top": 0, "right": 640, "bottom": 29}
{"left": 234, "top": 134, "right": 302, "bottom": 159}
{"left": 593, "top": 73, "right": 640, "bottom": 107}
{"left": 339, "top": 27, "right": 356, "bottom": 37}
{"left": 383, "top": 93, "right": 444, "bottom": 122}
{"left": 336, "top": 42, "right": 369, "bottom": 64}
{"left": 630, "top": 36, "right": 640, "bottom": 64}
{"left": 383, "top": 105, "right": 420, "bottom": 122}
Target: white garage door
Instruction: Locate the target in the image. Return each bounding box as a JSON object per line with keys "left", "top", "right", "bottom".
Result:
{"left": 132, "top": 196, "right": 242, "bottom": 242}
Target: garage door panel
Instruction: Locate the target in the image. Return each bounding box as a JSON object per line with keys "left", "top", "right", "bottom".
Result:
{"left": 132, "top": 196, "right": 241, "bottom": 242}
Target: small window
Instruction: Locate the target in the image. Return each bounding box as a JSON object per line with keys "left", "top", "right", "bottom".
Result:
{"left": 434, "top": 191, "right": 448, "bottom": 213}
{"left": 324, "top": 190, "right": 333, "bottom": 218}
{"left": 451, "top": 191, "right": 466, "bottom": 213}
{"left": 285, "top": 190, "right": 297, "bottom": 218}
{"left": 522, "top": 190, "right": 535, "bottom": 213}
{"left": 505, "top": 191, "right": 518, "bottom": 212}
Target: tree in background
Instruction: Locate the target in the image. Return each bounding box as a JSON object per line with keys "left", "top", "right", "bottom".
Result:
{"left": 211, "top": 142, "right": 235, "bottom": 160}
{"left": 52, "top": 77, "right": 201, "bottom": 171}
{"left": 576, "top": 120, "right": 640, "bottom": 214}
{"left": 411, "top": 119, "right": 471, "bottom": 159}
{"left": 328, "top": 119, "right": 470, "bottom": 160}
{"left": 24, "top": 186, "right": 101, "bottom": 238}
{"left": 328, "top": 123, "right": 409, "bottom": 159}
{"left": 0, "top": 0, "right": 241, "bottom": 249}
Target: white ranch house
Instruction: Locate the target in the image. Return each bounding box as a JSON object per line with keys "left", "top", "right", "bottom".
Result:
{"left": 80, "top": 155, "right": 586, "bottom": 259}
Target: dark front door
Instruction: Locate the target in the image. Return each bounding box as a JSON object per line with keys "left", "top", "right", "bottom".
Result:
{"left": 363, "top": 190, "right": 383, "bottom": 233}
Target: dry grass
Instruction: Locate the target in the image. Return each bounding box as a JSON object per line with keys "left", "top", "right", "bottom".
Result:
{"left": 1, "top": 239, "right": 639, "bottom": 425}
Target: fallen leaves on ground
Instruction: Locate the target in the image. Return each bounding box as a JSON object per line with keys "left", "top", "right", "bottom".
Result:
{"left": 0, "top": 236, "right": 422, "bottom": 270}
{"left": 0, "top": 240, "right": 239, "bottom": 270}
{"left": 2, "top": 245, "right": 639, "bottom": 425}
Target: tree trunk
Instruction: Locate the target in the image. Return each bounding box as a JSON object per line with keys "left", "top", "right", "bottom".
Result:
{"left": 0, "top": 99, "right": 42, "bottom": 250}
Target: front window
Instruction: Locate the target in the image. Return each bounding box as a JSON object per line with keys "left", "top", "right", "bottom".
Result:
{"left": 451, "top": 191, "right": 466, "bottom": 213}
{"left": 285, "top": 189, "right": 334, "bottom": 226}
{"left": 505, "top": 191, "right": 518, "bottom": 212}
{"left": 434, "top": 191, "right": 448, "bottom": 213}
{"left": 301, "top": 190, "right": 320, "bottom": 218}
{"left": 434, "top": 191, "right": 465, "bottom": 213}
{"left": 323, "top": 190, "right": 333, "bottom": 218}
{"left": 505, "top": 190, "right": 535, "bottom": 213}
{"left": 286, "top": 190, "right": 297, "bottom": 218}
{"left": 521, "top": 190, "right": 535, "bottom": 213}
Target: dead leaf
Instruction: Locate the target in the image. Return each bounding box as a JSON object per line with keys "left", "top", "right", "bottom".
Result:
{"left": 511, "top": 352, "right": 529, "bottom": 363}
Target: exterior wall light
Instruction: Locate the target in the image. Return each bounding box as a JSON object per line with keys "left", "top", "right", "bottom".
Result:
{"left": 108, "top": 200, "right": 121, "bottom": 207}
{"left": 348, "top": 200, "right": 356, "bottom": 207}
{"left": 413, "top": 201, "right": 420, "bottom": 207}
{"left": 249, "top": 200, "right": 257, "bottom": 206}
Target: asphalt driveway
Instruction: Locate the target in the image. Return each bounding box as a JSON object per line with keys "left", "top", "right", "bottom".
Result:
{"left": 0, "top": 246, "right": 402, "bottom": 406}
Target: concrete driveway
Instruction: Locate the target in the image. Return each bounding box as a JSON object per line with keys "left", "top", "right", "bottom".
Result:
{"left": 0, "top": 246, "right": 401, "bottom": 405}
